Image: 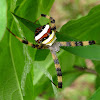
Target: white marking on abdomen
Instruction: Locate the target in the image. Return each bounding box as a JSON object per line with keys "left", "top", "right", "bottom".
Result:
{"left": 35, "top": 25, "right": 50, "bottom": 41}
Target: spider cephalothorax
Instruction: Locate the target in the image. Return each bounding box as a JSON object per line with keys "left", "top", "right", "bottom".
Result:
{"left": 7, "top": 14, "right": 96, "bottom": 88}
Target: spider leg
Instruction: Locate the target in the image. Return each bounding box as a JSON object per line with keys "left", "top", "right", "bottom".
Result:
{"left": 59, "top": 41, "right": 95, "bottom": 47}
{"left": 41, "top": 14, "right": 56, "bottom": 32}
{"left": 50, "top": 50, "right": 62, "bottom": 88}
{"left": 33, "top": 16, "right": 41, "bottom": 24}
{"left": 34, "top": 14, "right": 56, "bottom": 32}
{"left": 6, "top": 27, "right": 48, "bottom": 49}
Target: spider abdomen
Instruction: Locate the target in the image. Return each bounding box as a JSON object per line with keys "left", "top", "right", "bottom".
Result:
{"left": 34, "top": 24, "right": 56, "bottom": 46}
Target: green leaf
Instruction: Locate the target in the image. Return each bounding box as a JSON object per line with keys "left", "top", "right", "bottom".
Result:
{"left": 93, "top": 61, "right": 100, "bottom": 89}
{"left": 61, "top": 45, "right": 100, "bottom": 60}
{"left": 39, "top": 0, "right": 55, "bottom": 13}
{"left": 89, "top": 88, "right": 100, "bottom": 100}
{"left": 59, "top": 5, "right": 100, "bottom": 60}
{"left": 0, "top": 0, "right": 55, "bottom": 100}
{"left": 95, "top": 76, "right": 100, "bottom": 89}
{"left": 11, "top": 13, "right": 40, "bottom": 35}
{"left": 0, "top": 0, "right": 7, "bottom": 40}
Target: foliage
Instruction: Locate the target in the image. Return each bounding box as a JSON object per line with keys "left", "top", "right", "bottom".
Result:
{"left": 0, "top": 0, "right": 7, "bottom": 40}
{"left": 0, "top": 0, "right": 100, "bottom": 100}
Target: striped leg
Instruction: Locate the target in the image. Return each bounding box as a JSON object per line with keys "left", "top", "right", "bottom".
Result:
{"left": 34, "top": 14, "right": 56, "bottom": 32}
{"left": 59, "top": 41, "right": 95, "bottom": 47}
{"left": 34, "top": 16, "right": 41, "bottom": 24}
{"left": 50, "top": 50, "right": 62, "bottom": 88}
{"left": 6, "top": 27, "right": 48, "bottom": 49}
{"left": 41, "top": 14, "right": 56, "bottom": 32}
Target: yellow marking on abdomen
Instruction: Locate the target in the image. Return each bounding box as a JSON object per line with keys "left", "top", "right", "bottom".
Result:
{"left": 46, "top": 35, "right": 56, "bottom": 44}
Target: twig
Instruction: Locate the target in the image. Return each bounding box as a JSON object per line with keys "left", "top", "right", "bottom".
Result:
{"left": 74, "top": 66, "right": 97, "bottom": 75}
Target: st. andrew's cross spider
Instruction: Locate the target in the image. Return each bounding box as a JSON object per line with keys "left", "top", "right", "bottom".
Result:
{"left": 7, "top": 14, "right": 95, "bottom": 88}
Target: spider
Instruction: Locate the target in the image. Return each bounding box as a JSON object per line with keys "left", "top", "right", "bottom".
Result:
{"left": 7, "top": 14, "right": 95, "bottom": 88}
